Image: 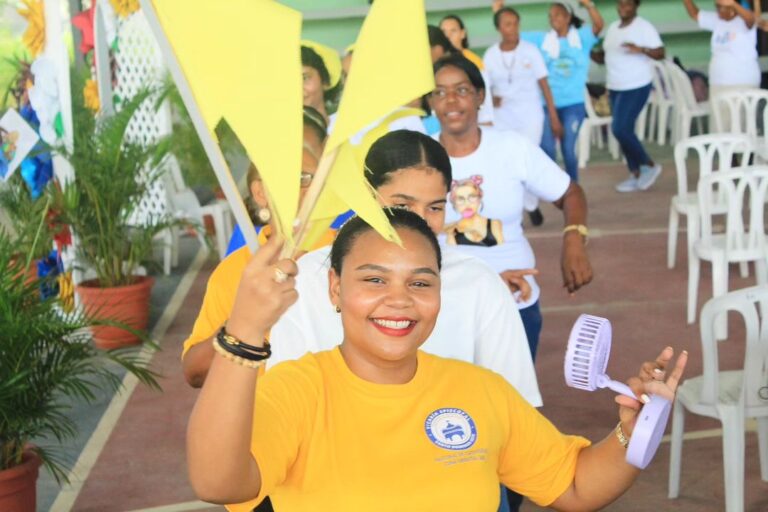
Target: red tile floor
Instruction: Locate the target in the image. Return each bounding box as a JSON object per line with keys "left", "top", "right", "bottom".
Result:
{"left": 51, "top": 153, "right": 768, "bottom": 511}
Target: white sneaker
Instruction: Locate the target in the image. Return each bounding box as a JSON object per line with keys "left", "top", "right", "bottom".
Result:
{"left": 638, "top": 164, "right": 662, "bottom": 191}
{"left": 615, "top": 176, "right": 640, "bottom": 192}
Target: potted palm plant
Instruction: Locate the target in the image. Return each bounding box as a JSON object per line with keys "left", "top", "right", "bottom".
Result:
{"left": 0, "top": 227, "right": 160, "bottom": 511}
{"left": 50, "top": 88, "right": 176, "bottom": 348}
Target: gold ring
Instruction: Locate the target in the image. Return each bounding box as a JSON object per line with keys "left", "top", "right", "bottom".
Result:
{"left": 273, "top": 267, "right": 288, "bottom": 283}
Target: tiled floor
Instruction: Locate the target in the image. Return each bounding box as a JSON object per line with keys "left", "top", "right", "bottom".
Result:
{"left": 45, "top": 147, "right": 768, "bottom": 511}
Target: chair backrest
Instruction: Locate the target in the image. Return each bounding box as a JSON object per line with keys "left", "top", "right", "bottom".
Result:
{"left": 699, "top": 284, "right": 768, "bottom": 412}
{"left": 664, "top": 61, "right": 699, "bottom": 111}
{"left": 697, "top": 166, "right": 768, "bottom": 258}
{"left": 160, "top": 154, "right": 204, "bottom": 219}
{"left": 673, "top": 134, "right": 754, "bottom": 197}
{"left": 651, "top": 60, "right": 673, "bottom": 102}
{"left": 584, "top": 88, "right": 599, "bottom": 118}
{"left": 711, "top": 88, "right": 768, "bottom": 137}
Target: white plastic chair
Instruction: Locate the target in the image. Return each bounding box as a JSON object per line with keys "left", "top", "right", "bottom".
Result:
{"left": 161, "top": 155, "right": 232, "bottom": 273}
{"left": 647, "top": 60, "right": 675, "bottom": 145}
{"left": 668, "top": 134, "right": 753, "bottom": 270}
{"left": 711, "top": 88, "right": 768, "bottom": 162}
{"left": 668, "top": 284, "right": 768, "bottom": 512}
{"left": 688, "top": 167, "right": 768, "bottom": 338}
{"left": 577, "top": 89, "right": 620, "bottom": 169}
{"left": 665, "top": 61, "right": 710, "bottom": 143}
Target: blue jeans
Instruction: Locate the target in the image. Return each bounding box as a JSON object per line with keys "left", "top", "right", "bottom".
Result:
{"left": 519, "top": 300, "right": 543, "bottom": 362}
{"left": 609, "top": 84, "right": 653, "bottom": 173}
{"left": 541, "top": 103, "right": 586, "bottom": 182}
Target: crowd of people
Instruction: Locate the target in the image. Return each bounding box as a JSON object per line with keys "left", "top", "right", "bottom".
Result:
{"left": 174, "top": 0, "right": 768, "bottom": 509}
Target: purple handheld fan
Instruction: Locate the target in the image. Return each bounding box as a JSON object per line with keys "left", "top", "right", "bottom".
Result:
{"left": 565, "top": 314, "right": 672, "bottom": 469}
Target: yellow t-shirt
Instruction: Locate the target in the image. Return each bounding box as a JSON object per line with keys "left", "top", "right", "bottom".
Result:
{"left": 229, "top": 348, "right": 590, "bottom": 511}
{"left": 463, "top": 48, "right": 485, "bottom": 70}
{"left": 181, "top": 228, "right": 336, "bottom": 358}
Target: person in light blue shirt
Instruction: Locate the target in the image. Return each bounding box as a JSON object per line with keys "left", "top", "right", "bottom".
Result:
{"left": 523, "top": 0, "right": 604, "bottom": 182}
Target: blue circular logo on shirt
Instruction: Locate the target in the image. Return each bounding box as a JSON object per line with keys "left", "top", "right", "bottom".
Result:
{"left": 425, "top": 408, "right": 477, "bottom": 451}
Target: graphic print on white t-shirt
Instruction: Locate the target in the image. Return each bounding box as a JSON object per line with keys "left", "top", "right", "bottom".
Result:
{"left": 447, "top": 175, "right": 504, "bottom": 247}
{"left": 698, "top": 11, "right": 760, "bottom": 87}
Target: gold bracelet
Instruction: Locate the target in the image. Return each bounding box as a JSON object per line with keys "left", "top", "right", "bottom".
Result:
{"left": 615, "top": 421, "right": 630, "bottom": 448}
{"left": 563, "top": 224, "right": 589, "bottom": 244}
{"left": 212, "top": 338, "right": 266, "bottom": 369}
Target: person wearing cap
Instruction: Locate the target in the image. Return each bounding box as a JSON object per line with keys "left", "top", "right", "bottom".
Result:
{"left": 522, "top": 0, "right": 604, "bottom": 183}
{"left": 300, "top": 40, "right": 342, "bottom": 122}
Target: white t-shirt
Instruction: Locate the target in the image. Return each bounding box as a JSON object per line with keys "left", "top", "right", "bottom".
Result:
{"left": 604, "top": 17, "right": 664, "bottom": 91}
{"left": 483, "top": 41, "right": 548, "bottom": 138}
{"left": 439, "top": 128, "right": 571, "bottom": 308}
{"left": 268, "top": 245, "right": 543, "bottom": 407}
{"left": 328, "top": 107, "right": 426, "bottom": 145}
{"left": 698, "top": 11, "right": 760, "bottom": 87}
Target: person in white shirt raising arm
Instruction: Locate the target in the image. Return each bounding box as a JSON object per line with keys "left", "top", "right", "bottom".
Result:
{"left": 681, "top": 0, "right": 759, "bottom": 100}
{"left": 591, "top": 0, "right": 665, "bottom": 194}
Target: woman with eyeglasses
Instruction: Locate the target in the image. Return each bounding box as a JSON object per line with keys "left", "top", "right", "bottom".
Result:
{"left": 431, "top": 54, "right": 592, "bottom": 361}
{"left": 181, "top": 106, "right": 334, "bottom": 392}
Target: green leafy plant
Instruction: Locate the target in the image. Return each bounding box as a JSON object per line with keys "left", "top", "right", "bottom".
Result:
{"left": 0, "top": 228, "right": 160, "bottom": 483}
{"left": 0, "top": 174, "right": 53, "bottom": 262}
{"left": 50, "top": 87, "right": 177, "bottom": 288}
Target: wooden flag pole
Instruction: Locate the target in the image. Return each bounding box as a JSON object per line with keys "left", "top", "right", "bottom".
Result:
{"left": 280, "top": 145, "right": 340, "bottom": 260}
{"left": 139, "top": 0, "right": 261, "bottom": 254}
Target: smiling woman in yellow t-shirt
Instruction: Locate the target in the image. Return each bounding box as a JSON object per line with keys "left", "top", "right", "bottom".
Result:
{"left": 186, "top": 208, "right": 688, "bottom": 511}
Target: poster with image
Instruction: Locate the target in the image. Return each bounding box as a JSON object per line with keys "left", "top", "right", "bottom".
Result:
{"left": 0, "top": 109, "right": 40, "bottom": 182}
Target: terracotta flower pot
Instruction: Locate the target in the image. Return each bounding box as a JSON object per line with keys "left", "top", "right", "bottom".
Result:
{"left": 76, "top": 276, "right": 155, "bottom": 349}
{"left": 0, "top": 451, "right": 42, "bottom": 512}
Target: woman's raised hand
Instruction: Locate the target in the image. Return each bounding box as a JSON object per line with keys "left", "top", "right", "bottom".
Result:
{"left": 227, "top": 234, "right": 299, "bottom": 345}
{"left": 615, "top": 347, "right": 688, "bottom": 436}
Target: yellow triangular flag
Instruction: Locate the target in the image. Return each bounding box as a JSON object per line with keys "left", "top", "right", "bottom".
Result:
{"left": 307, "top": 0, "right": 434, "bottom": 246}
{"left": 150, "top": 0, "right": 302, "bottom": 242}
{"left": 326, "top": 0, "right": 432, "bottom": 151}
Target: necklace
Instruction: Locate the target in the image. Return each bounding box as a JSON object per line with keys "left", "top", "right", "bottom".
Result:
{"left": 501, "top": 49, "right": 516, "bottom": 84}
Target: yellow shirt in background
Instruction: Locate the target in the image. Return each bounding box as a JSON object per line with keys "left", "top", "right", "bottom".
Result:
{"left": 229, "top": 349, "right": 590, "bottom": 511}
{"left": 463, "top": 48, "right": 485, "bottom": 70}
{"left": 181, "top": 228, "right": 336, "bottom": 357}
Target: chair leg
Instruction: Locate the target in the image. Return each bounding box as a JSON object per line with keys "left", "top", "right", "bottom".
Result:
{"left": 162, "top": 228, "right": 172, "bottom": 276}
{"left": 720, "top": 411, "right": 745, "bottom": 512}
{"left": 712, "top": 254, "right": 729, "bottom": 340}
{"left": 758, "top": 417, "right": 768, "bottom": 482}
{"left": 658, "top": 106, "right": 669, "bottom": 145}
{"left": 577, "top": 125, "right": 589, "bottom": 169}
{"left": 668, "top": 207, "right": 679, "bottom": 269}
{"left": 608, "top": 132, "right": 620, "bottom": 160}
{"left": 668, "top": 399, "right": 685, "bottom": 498}
{"left": 687, "top": 250, "right": 701, "bottom": 324}
{"left": 172, "top": 228, "right": 180, "bottom": 268}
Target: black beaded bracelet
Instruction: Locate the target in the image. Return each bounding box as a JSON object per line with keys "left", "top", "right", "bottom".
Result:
{"left": 216, "top": 327, "right": 271, "bottom": 361}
